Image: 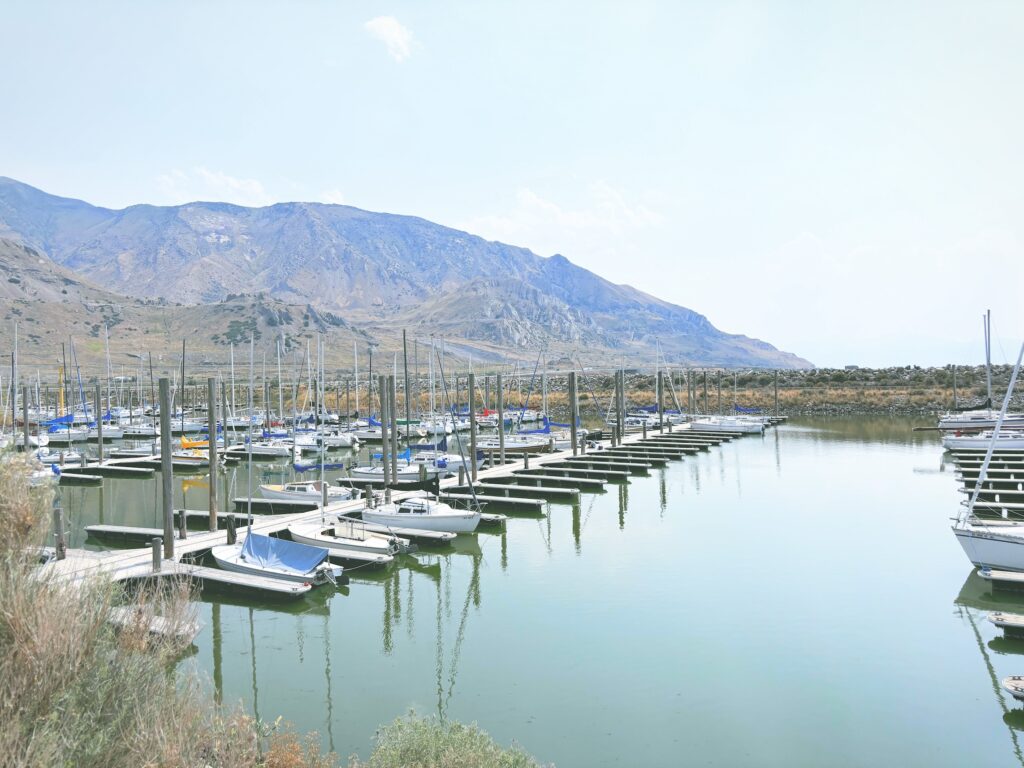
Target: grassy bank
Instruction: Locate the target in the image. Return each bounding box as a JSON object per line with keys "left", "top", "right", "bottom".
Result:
{"left": 0, "top": 454, "right": 547, "bottom": 768}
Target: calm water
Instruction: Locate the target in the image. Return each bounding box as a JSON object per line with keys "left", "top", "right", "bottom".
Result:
{"left": 58, "top": 417, "right": 1024, "bottom": 767}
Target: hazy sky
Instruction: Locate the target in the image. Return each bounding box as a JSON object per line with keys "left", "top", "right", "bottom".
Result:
{"left": 2, "top": 1, "right": 1022, "bottom": 367}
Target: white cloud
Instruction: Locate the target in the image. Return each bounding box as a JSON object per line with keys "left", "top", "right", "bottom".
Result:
{"left": 458, "top": 181, "right": 662, "bottom": 265}
{"left": 155, "top": 167, "right": 275, "bottom": 207}
{"left": 320, "top": 189, "right": 346, "bottom": 205}
{"left": 364, "top": 16, "right": 414, "bottom": 62}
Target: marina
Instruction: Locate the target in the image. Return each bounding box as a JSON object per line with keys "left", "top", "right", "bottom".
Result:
{"left": 21, "top": 410, "right": 1022, "bottom": 766}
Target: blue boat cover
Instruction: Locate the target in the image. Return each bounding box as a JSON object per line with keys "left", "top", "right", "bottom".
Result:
{"left": 734, "top": 405, "right": 762, "bottom": 414}
{"left": 242, "top": 533, "right": 327, "bottom": 573}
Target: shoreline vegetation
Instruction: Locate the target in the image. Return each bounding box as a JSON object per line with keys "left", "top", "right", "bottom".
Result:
{"left": 0, "top": 455, "right": 548, "bottom": 768}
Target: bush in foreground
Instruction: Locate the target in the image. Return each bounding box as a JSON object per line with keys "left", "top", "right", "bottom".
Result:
{"left": 351, "top": 713, "right": 549, "bottom": 768}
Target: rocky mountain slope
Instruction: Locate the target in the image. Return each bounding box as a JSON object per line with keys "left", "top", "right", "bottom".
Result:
{"left": 0, "top": 177, "right": 811, "bottom": 368}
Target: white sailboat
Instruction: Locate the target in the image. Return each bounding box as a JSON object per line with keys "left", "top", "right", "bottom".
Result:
{"left": 943, "top": 431, "right": 1024, "bottom": 452}
{"left": 211, "top": 533, "right": 342, "bottom": 586}
{"left": 362, "top": 495, "right": 480, "bottom": 533}
{"left": 260, "top": 481, "right": 355, "bottom": 502}
{"left": 952, "top": 341, "right": 1024, "bottom": 571}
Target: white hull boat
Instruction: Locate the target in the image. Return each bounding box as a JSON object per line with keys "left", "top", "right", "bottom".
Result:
{"left": 319, "top": 431, "right": 360, "bottom": 448}
{"left": 349, "top": 463, "right": 442, "bottom": 482}
{"left": 953, "top": 524, "right": 1024, "bottom": 571}
{"left": 287, "top": 520, "right": 402, "bottom": 565}
{"left": 260, "top": 481, "right": 355, "bottom": 502}
{"left": 688, "top": 417, "right": 764, "bottom": 434}
{"left": 226, "top": 440, "right": 293, "bottom": 458}
{"left": 211, "top": 533, "right": 343, "bottom": 585}
{"left": 14, "top": 433, "right": 49, "bottom": 448}
{"left": 938, "top": 410, "right": 1024, "bottom": 432}
{"left": 362, "top": 496, "right": 480, "bottom": 533}
{"left": 943, "top": 432, "right": 1024, "bottom": 451}
{"left": 46, "top": 427, "right": 90, "bottom": 444}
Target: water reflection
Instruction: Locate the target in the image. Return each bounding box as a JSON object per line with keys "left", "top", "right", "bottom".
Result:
{"left": 956, "top": 572, "right": 1024, "bottom": 764}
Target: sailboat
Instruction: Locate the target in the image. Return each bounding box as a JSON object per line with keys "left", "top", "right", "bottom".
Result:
{"left": 212, "top": 333, "right": 343, "bottom": 587}
{"left": 952, "top": 341, "right": 1024, "bottom": 571}
{"left": 211, "top": 533, "right": 343, "bottom": 585}
{"left": 939, "top": 312, "right": 1024, "bottom": 432}
{"left": 362, "top": 494, "right": 481, "bottom": 533}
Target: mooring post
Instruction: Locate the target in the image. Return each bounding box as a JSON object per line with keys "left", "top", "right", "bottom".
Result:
{"left": 419, "top": 462, "right": 427, "bottom": 482}
{"left": 458, "top": 465, "right": 466, "bottom": 486}
{"left": 615, "top": 370, "right": 624, "bottom": 442}
{"left": 151, "top": 537, "right": 162, "bottom": 572}
{"left": 774, "top": 370, "right": 779, "bottom": 417}
{"left": 93, "top": 384, "right": 103, "bottom": 462}
{"left": 496, "top": 373, "right": 506, "bottom": 467}
{"left": 52, "top": 501, "right": 66, "bottom": 560}
{"left": 569, "top": 371, "right": 579, "bottom": 456}
{"left": 657, "top": 370, "right": 664, "bottom": 433}
{"left": 524, "top": 451, "right": 530, "bottom": 469}
{"left": 389, "top": 375, "right": 399, "bottom": 485}
{"left": 403, "top": 330, "right": 411, "bottom": 438}
{"left": 21, "top": 384, "right": 29, "bottom": 454}
{"left": 642, "top": 422, "right": 647, "bottom": 440}
{"left": 379, "top": 374, "right": 390, "bottom": 486}
{"left": 207, "top": 377, "right": 218, "bottom": 532}
{"left": 468, "top": 372, "right": 478, "bottom": 482}
{"left": 159, "top": 378, "right": 174, "bottom": 559}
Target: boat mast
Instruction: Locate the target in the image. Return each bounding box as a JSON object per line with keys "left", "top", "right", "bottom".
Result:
{"left": 277, "top": 338, "right": 284, "bottom": 432}
{"left": 985, "top": 309, "right": 993, "bottom": 409}
{"left": 229, "top": 343, "right": 236, "bottom": 423}
{"left": 353, "top": 340, "right": 359, "bottom": 417}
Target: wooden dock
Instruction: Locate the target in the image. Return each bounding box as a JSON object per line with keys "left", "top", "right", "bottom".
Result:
{"left": 49, "top": 424, "right": 736, "bottom": 595}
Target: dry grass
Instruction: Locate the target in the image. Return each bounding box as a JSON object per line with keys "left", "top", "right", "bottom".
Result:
{"left": 0, "top": 451, "right": 328, "bottom": 768}
{"left": 0, "top": 452, "right": 549, "bottom": 768}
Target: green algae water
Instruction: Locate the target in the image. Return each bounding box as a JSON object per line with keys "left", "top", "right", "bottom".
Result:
{"left": 57, "top": 418, "right": 1024, "bottom": 767}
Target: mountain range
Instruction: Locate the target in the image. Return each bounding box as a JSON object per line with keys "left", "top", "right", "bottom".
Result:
{"left": 0, "top": 177, "right": 811, "bottom": 371}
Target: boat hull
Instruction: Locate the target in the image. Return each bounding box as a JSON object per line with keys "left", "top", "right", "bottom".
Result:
{"left": 954, "top": 526, "right": 1024, "bottom": 571}
{"left": 363, "top": 509, "right": 480, "bottom": 533}
{"left": 211, "top": 544, "right": 343, "bottom": 585}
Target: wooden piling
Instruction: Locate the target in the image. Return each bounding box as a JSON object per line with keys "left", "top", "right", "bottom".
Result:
{"left": 569, "top": 371, "right": 579, "bottom": 456}
{"left": 151, "top": 537, "right": 162, "bottom": 572}
{"left": 21, "top": 384, "right": 29, "bottom": 454}
{"left": 657, "top": 370, "right": 664, "bottom": 432}
{"left": 389, "top": 375, "right": 399, "bottom": 485}
{"left": 94, "top": 384, "right": 103, "bottom": 461}
{"left": 497, "top": 373, "right": 506, "bottom": 466}
{"left": 402, "top": 330, "right": 411, "bottom": 438}
{"left": 469, "top": 372, "right": 478, "bottom": 482}
{"left": 159, "top": 379, "right": 174, "bottom": 558}
{"left": 207, "top": 377, "right": 218, "bottom": 532}
{"left": 378, "top": 375, "right": 390, "bottom": 485}
{"left": 52, "top": 502, "right": 66, "bottom": 560}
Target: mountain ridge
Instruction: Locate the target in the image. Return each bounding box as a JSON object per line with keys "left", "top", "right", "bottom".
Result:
{"left": 0, "top": 177, "right": 811, "bottom": 368}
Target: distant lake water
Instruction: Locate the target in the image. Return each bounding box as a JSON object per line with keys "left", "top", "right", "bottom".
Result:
{"left": 58, "top": 417, "right": 1024, "bottom": 767}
